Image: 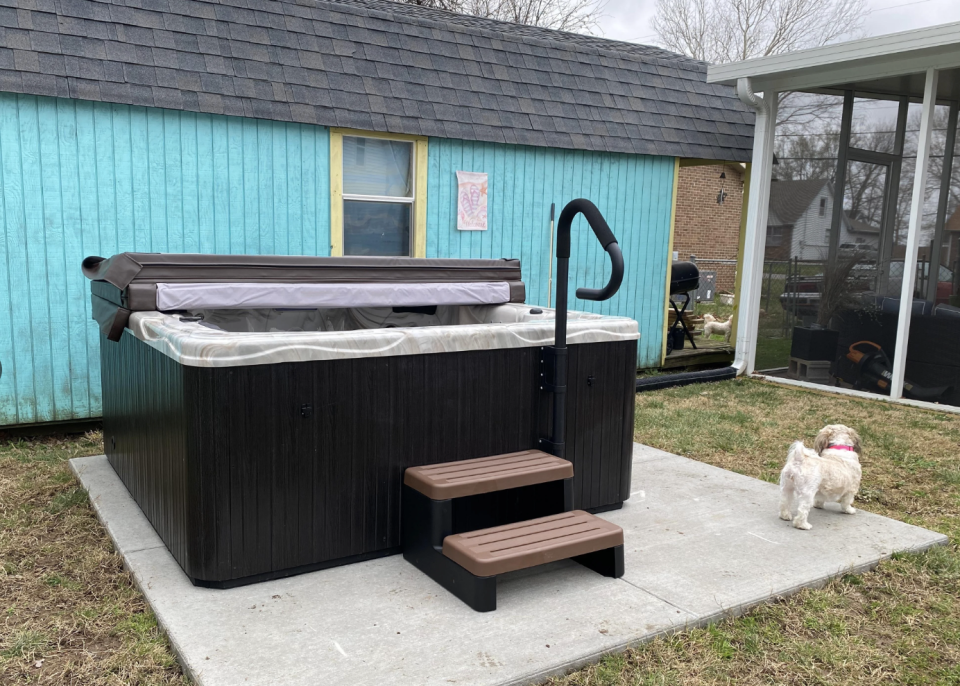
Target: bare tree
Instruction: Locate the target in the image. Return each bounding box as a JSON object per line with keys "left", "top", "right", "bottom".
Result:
{"left": 404, "top": 0, "right": 604, "bottom": 32}
{"left": 776, "top": 129, "right": 839, "bottom": 181}
{"left": 654, "top": 0, "right": 865, "bottom": 129}
{"left": 778, "top": 109, "right": 960, "bottom": 253}
{"left": 654, "top": 0, "right": 865, "bottom": 64}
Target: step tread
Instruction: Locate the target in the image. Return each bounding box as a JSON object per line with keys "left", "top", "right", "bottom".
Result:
{"left": 442, "top": 510, "right": 623, "bottom": 577}
{"left": 404, "top": 450, "right": 572, "bottom": 500}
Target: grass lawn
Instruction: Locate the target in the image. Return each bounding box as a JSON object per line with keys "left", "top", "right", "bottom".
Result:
{"left": 754, "top": 336, "right": 793, "bottom": 372}
{"left": 551, "top": 378, "right": 960, "bottom": 685}
{"left": 2, "top": 379, "right": 958, "bottom": 684}
{"left": 0, "top": 432, "right": 185, "bottom": 685}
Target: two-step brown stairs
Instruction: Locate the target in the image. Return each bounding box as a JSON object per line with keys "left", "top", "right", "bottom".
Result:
{"left": 401, "top": 450, "right": 625, "bottom": 612}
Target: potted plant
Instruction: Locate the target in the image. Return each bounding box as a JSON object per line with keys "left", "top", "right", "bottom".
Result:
{"left": 790, "top": 253, "right": 863, "bottom": 362}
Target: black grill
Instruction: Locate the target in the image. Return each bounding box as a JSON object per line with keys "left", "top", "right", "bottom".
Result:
{"left": 669, "top": 261, "right": 699, "bottom": 294}
{"left": 667, "top": 262, "right": 700, "bottom": 354}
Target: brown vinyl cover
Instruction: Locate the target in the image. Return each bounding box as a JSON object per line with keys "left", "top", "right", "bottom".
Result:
{"left": 442, "top": 511, "right": 624, "bottom": 577}
{"left": 82, "top": 253, "right": 523, "bottom": 289}
{"left": 83, "top": 254, "right": 526, "bottom": 326}
{"left": 90, "top": 294, "right": 131, "bottom": 341}
{"left": 404, "top": 450, "right": 573, "bottom": 500}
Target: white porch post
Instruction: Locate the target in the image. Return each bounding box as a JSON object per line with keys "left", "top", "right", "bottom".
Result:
{"left": 891, "top": 67, "right": 939, "bottom": 399}
{"left": 734, "top": 79, "right": 778, "bottom": 374}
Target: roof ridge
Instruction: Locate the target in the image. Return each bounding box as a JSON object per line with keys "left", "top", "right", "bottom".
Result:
{"left": 305, "top": 0, "right": 705, "bottom": 67}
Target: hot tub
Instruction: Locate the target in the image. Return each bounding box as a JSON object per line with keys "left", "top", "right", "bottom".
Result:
{"left": 85, "top": 253, "right": 638, "bottom": 587}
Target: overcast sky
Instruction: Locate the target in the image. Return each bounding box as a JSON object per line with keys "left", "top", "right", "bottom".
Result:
{"left": 597, "top": 0, "right": 960, "bottom": 49}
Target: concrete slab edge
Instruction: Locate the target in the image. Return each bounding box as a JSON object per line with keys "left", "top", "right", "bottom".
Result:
{"left": 69, "top": 458, "right": 203, "bottom": 686}
{"left": 69, "top": 457, "right": 951, "bottom": 686}
{"left": 501, "top": 533, "right": 950, "bottom": 686}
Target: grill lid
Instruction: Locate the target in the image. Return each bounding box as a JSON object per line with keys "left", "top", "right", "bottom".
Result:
{"left": 669, "top": 261, "right": 700, "bottom": 295}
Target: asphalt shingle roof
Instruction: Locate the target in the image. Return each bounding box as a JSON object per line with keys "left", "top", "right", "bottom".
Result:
{"left": 0, "top": 0, "right": 755, "bottom": 160}
{"left": 768, "top": 179, "right": 830, "bottom": 226}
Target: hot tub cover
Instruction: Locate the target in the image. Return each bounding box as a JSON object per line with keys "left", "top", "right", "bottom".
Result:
{"left": 84, "top": 253, "right": 526, "bottom": 341}
{"left": 154, "top": 281, "right": 512, "bottom": 310}
{"left": 82, "top": 253, "right": 524, "bottom": 288}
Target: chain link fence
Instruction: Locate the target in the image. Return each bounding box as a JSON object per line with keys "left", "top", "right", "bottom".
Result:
{"left": 754, "top": 259, "right": 825, "bottom": 370}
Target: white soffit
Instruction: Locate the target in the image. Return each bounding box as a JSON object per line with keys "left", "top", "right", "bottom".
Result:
{"left": 707, "top": 22, "right": 960, "bottom": 96}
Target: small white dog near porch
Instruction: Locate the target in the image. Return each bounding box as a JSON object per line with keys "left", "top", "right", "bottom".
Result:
{"left": 779, "top": 424, "right": 862, "bottom": 530}
{"left": 702, "top": 314, "right": 733, "bottom": 342}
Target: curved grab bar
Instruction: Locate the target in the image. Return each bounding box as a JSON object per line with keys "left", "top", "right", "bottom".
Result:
{"left": 543, "top": 199, "right": 625, "bottom": 460}
{"left": 556, "top": 199, "right": 624, "bottom": 302}
{"left": 578, "top": 243, "right": 623, "bottom": 301}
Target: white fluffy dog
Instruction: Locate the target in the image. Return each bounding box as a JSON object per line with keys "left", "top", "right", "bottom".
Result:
{"left": 779, "top": 424, "right": 862, "bottom": 530}
{"left": 702, "top": 314, "right": 733, "bottom": 342}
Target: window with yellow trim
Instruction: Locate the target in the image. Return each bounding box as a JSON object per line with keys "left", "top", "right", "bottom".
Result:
{"left": 330, "top": 129, "right": 428, "bottom": 258}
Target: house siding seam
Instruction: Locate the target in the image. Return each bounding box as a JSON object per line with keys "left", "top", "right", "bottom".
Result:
{"left": 0, "top": 91, "right": 331, "bottom": 426}
{"left": 426, "top": 137, "right": 676, "bottom": 368}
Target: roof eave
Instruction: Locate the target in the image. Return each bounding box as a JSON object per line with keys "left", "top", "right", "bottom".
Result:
{"left": 706, "top": 22, "right": 960, "bottom": 94}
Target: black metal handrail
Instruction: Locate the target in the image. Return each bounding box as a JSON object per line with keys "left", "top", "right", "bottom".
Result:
{"left": 545, "top": 199, "right": 624, "bottom": 459}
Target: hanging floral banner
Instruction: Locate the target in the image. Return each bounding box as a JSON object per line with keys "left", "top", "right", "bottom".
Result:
{"left": 456, "top": 171, "right": 488, "bottom": 231}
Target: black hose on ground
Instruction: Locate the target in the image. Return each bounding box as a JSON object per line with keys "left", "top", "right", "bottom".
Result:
{"left": 636, "top": 366, "right": 738, "bottom": 393}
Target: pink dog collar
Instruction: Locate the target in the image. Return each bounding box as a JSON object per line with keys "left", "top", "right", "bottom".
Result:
{"left": 827, "top": 443, "right": 857, "bottom": 452}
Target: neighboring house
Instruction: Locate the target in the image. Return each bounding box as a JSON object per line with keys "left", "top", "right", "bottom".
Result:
{"left": 672, "top": 162, "right": 745, "bottom": 293}
{"left": 0, "top": 0, "right": 753, "bottom": 427}
{"left": 943, "top": 207, "right": 960, "bottom": 273}
{"left": 843, "top": 213, "right": 882, "bottom": 253}
{"left": 765, "top": 179, "right": 879, "bottom": 261}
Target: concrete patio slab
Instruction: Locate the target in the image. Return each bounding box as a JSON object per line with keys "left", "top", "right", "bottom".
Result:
{"left": 71, "top": 445, "right": 947, "bottom": 686}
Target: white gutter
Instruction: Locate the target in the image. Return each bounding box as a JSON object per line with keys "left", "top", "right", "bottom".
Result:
{"left": 707, "top": 21, "right": 960, "bottom": 87}
{"left": 732, "top": 78, "right": 778, "bottom": 375}
{"left": 736, "top": 77, "right": 769, "bottom": 114}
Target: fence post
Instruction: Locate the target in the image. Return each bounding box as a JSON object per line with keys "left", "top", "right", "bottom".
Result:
{"left": 793, "top": 257, "right": 799, "bottom": 325}
{"left": 765, "top": 262, "right": 773, "bottom": 314}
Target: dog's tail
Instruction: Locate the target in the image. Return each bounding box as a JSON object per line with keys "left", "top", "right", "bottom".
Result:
{"left": 786, "top": 441, "right": 807, "bottom": 465}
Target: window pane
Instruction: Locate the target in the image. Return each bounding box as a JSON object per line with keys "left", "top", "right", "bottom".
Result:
{"left": 343, "top": 201, "right": 411, "bottom": 256}
{"left": 848, "top": 97, "right": 899, "bottom": 154}
{"left": 343, "top": 137, "right": 412, "bottom": 197}
{"left": 841, "top": 160, "right": 886, "bottom": 295}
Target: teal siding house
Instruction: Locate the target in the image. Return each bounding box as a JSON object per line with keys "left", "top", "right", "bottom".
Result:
{"left": 0, "top": 0, "right": 753, "bottom": 427}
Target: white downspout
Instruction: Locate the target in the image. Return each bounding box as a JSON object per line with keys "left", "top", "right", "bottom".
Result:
{"left": 732, "top": 78, "right": 778, "bottom": 374}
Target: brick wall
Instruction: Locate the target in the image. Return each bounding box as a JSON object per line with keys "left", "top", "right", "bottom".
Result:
{"left": 673, "top": 163, "right": 745, "bottom": 293}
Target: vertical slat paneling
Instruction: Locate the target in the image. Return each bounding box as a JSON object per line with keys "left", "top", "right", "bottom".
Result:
{"left": 58, "top": 99, "right": 90, "bottom": 419}
{"left": 181, "top": 112, "right": 200, "bottom": 253}
{"left": 37, "top": 97, "right": 70, "bottom": 420}
{"left": 104, "top": 330, "right": 633, "bottom": 584}
{"left": 102, "top": 331, "right": 193, "bottom": 574}
{"left": 19, "top": 96, "right": 52, "bottom": 422}
{"left": 426, "top": 138, "right": 675, "bottom": 368}
{"left": 0, "top": 92, "right": 332, "bottom": 426}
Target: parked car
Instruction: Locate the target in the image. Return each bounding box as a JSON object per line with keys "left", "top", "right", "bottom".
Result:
{"left": 780, "top": 266, "right": 873, "bottom": 318}
{"left": 888, "top": 261, "right": 955, "bottom": 304}
{"left": 838, "top": 243, "right": 878, "bottom": 260}
{"left": 780, "top": 274, "right": 823, "bottom": 318}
